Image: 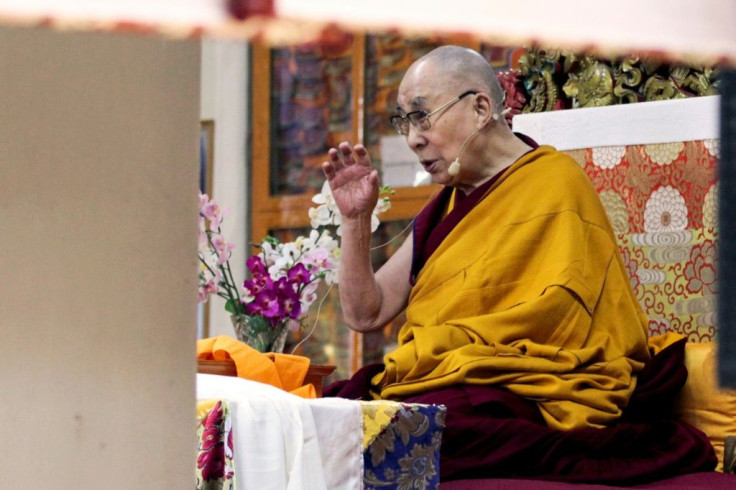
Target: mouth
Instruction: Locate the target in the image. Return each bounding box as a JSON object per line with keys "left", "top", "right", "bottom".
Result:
{"left": 420, "top": 159, "right": 439, "bottom": 173}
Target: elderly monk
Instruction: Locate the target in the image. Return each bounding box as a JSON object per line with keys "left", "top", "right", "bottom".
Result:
{"left": 322, "top": 45, "right": 715, "bottom": 484}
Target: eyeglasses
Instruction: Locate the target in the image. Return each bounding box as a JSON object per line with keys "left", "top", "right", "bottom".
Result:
{"left": 389, "top": 90, "right": 478, "bottom": 136}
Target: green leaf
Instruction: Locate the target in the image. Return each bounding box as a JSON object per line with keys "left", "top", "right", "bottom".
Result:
{"left": 225, "top": 300, "right": 238, "bottom": 315}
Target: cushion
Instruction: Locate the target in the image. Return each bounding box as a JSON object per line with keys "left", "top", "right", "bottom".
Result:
{"left": 674, "top": 342, "right": 736, "bottom": 472}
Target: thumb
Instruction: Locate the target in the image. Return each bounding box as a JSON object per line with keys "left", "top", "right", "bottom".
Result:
{"left": 367, "top": 169, "right": 379, "bottom": 187}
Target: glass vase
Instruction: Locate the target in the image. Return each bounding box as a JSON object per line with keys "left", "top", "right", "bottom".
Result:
{"left": 230, "top": 314, "right": 288, "bottom": 353}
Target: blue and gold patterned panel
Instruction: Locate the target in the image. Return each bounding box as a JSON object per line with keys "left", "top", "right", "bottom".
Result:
{"left": 361, "top": 401, "right": 447, "bottom": 490}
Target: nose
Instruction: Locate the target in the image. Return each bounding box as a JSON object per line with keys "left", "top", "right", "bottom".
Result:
{"left": 405, "top": 125, "right": 426, "bottom": 152}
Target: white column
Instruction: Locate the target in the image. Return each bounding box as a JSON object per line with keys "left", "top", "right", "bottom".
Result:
{"left": 0, "top": 26, "right": 199, "bottom": 488}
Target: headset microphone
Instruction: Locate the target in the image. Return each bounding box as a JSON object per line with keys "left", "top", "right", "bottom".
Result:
{"left": 447, "top": 108, "right": 512, "bottom": 177}
{"left": 447, "top": 129, "right": 481, "bottom": 176}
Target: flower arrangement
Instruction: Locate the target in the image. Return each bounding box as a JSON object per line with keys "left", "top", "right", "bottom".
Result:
{"left": 198, "top": 181, "right": 392, "bottom": 352}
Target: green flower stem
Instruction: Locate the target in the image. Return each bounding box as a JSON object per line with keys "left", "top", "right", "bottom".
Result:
{"left": 198, "top": 256, "right": 218, "bottom": 277}
{"left": 202, "top": 225, "right": 243, "bottom": 313}
{"left": 221, "top": 258, "right": 244, "bottom": 314}
{"left": 201, "top": 254, "right": 239, "bottom": 308}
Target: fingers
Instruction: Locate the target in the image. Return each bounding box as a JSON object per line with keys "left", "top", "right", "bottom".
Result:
{"left": 338, "top": 141, "right": 356, "bottom": 166}
{"left": 332, "top": 142, "right": 372, "bottom": 167}
{"left": 322, "top": 142, "right": 374, "bottom": 181}
{"left": 354, "top": 144, "right": 372, "bottom": 167}
{"left": 321, "top": 146, "right": 343, "bottom": 181}
{"left": 328, "top": 147, "right": 342, "bottom": 169}
{"left": 321, "top": 161, "right": 335, "bottom": 180}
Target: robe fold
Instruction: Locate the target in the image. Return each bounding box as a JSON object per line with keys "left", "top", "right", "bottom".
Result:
{"left": 324, "top": 338, "right": 716, "bottom": 484}
{"left": 372, "top": 145, "right": 652, "bottom": 430}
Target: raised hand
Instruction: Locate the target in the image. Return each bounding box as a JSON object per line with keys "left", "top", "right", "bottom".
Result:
{"left": 321, "top": 142, "right": 379, "bottom": 219}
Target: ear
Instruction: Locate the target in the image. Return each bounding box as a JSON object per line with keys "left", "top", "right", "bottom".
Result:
{"left": 473, "top": 92, "right": 493, "bottom": 129}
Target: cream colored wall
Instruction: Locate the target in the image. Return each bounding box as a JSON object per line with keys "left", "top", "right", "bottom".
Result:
{"left": 199, "top": 38, "right": 250, "bottom": 338}
{"left": 0, "top": 27, "right": 199, "bottom": 488}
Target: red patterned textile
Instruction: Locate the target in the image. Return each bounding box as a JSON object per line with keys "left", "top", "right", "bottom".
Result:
{"left": 566, "top": 140, "right": 719, "bottom": 343}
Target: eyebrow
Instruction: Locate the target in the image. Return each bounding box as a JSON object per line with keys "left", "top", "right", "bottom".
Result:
{"left": 394, "top": 96, "right": 427, "bottom": 114}
{"left": 409, "top": 96, "right": 427, "bottom": 109}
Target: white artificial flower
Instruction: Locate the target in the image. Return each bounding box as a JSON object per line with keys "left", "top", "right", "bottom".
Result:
{"left": 299, "top": 281, "right": 320, "bottom": 312}
{"left": 200, "top": 247, "right": 219, "bottom": 273}
{"left": 703, "top": 183, "right": 718, "bottom": 230}
{"left": 301, "top": 230, "right": 318, "bottom": 251}
{"left": 320, "top": 180, "right": 337, "bottom": 204}
{"left": 370, "top": 214, "right": 380, "bottom": 233}
{"left": 316, "top": 230, "right": 338, "bottom": 251}
{"left": 309, "top": 205, "right": 332, "bottom": 228}
{"left": 645, "top": 142, "right": 684, "bottom": 166}
{"left": 281, "top": 241, "right": 299, "bottom": 262}
{"left": 375, "top": 197, "right": 392, "bottom": 215}
{"left": 264, "top": 241, "right": 299, "bottom": 279}
{"left": 312, "top": 181, "right": 341, "bottom": 225}
{"left": 599, "top": 190, "right": 630, "bottom": 235}
{"left": 704, "top": 139, "right": 720, "bottom": 159}
{"left": 592, "top": 146, "right": 625, "bottom": 169}
{"left": 260, "top": 241, "right": 277, "bottom": 267}
{"left": 643, "top": 186, "right": 688, "bottom": 232}
{"left": 326, "top": 248, "right": 341, "bottom": 285}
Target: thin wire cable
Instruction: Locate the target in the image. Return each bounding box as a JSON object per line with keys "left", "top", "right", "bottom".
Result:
{"left": 290, "top": 283, "right": 334, "bottom": 355}
{"left": 369, "top": 219, "right": 414, "bottom": 251}
{"left": 369, "top": 183, "right": 441, "bottom": 251}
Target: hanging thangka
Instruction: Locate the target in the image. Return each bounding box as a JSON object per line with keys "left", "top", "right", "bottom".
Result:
{"left": 269, "top": 37, "right": 355, "bottom": 195}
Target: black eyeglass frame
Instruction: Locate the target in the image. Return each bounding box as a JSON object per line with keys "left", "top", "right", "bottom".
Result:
{"left": 389, "top": 90, "right": 478, "bottom": 136}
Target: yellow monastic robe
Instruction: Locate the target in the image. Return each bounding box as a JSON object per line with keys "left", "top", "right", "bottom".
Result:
{"left": 373, "top": 146, "right": 652, "bottom": 430}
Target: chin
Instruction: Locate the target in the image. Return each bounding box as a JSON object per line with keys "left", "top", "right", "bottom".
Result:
{"left": 432, "top": 171, "right": 453, "bottom": 187}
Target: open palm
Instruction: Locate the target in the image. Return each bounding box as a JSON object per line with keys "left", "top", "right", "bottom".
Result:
{"left": 322, "top": 142, "right": 379, "bottom": 219}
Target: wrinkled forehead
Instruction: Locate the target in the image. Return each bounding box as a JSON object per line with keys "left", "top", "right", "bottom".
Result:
{"left": 395, "top": 61, "right": 450, "bottom": 112}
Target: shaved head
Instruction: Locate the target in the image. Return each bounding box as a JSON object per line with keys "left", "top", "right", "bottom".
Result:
{"left": 407, "top": 45, "right": 505, "bottom": 113}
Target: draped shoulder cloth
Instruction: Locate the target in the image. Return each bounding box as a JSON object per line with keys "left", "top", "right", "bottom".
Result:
{"left": 373, "top": 146, "right": 652, "bottom": 430}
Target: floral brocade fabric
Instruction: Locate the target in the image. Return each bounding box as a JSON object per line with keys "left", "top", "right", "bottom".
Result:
{"left": 196, "top": 399, "right": 235, "bottom": 490}
{"left": 566, "top": 139, "right": 719, "bottom": 342}
{"left": 361, "top": 401, "right": 446, "bottom": 490}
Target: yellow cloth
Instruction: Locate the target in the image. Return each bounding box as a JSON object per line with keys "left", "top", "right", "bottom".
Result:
{"left": 374, "top": 146, "right": 651, "bottom": 430}
{"left": 675, "top": 341, "right": 736, "bottom": 472}
{"left": 197, "top": 335, "right": 315, "bottom": 398}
